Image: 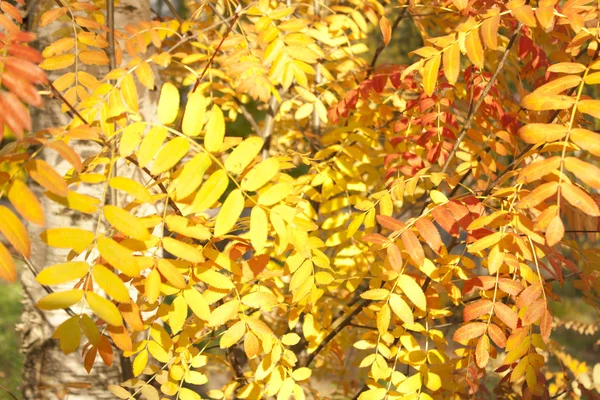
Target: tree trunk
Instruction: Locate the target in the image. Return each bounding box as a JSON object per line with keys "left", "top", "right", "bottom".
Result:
{"left": 18, "top": 1, "right": 155, "bottom": 398}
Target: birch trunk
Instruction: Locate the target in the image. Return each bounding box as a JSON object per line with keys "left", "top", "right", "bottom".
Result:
{"left": 18, "top": 1, "right": 156, "bottom": 398}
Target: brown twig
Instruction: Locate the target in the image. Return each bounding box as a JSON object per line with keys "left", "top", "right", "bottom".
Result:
{"left": 160, "top": 0, "right": 183, "bottom": 24}
{"left": 106, "top": 0, "right": 116, "bottom": 72}
{"left": 368, "top": 7, "right": 408, "bottom": 77}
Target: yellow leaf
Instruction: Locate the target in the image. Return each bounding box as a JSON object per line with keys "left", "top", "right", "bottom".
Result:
{"left": 480, "top": 13, "right": 500, "bottom": 50}
{"left": 182, "top": 92, "right": 207, "bottom": 137}
{"left": 79, "top": 50, "right": 109, "bottom": 65}
{"left": 250, "top": 206, "right": 268, "bottom": 253}
{"left": 191, "top": 169, "right": 229, "bottom": 212}
{"left": 36, "top": 262, "right": 89, "bottom": 286}
{"left": 25, "top": 159, "right": 68, "bottom": 197}
{"left": 180, "top": 388, "right": 201, "bottom": 400}
{"left": 398, "top": 275, "right": 426, "bottom": 311}
{"left": 224, "top": 137, "right": 264, "bottom": 175}
{"left": 205, "top": 105, "right": 225, "bottom": 152}
{"left": 241, "top": 291, "right": 278, "bottom": 308}
{"left": 521, "top": 93, "right": 575, "bottom": 111}
{"left": 44, "top": 190, "right": 99, "bottom": 214}
{"left": 0, "top": 205, "right": 30, "bottom": 258}
{"left": 195, "top": 268, "right": 234, "bottom": 289}
{"left": 133, "top": 349, "right": 148, "bottom": 377}
{"left": 214, "top": 189, "right": 244, "bottom": 237}
{"left": 258, "top": 183, "right": 293, "bottom": 206}
{"left": 208, "top": 299, "right": 240, "bottom": 327}
{"left": 570, "top": 128, "right": 600, "bottom": 157}
{"left": 119, "top": 122, "right": 143, "bottom": 157}
{"left": 97, "top": 236, "right": 140, "bottom": 277}
{"left": 183, "top": 287, "right": 210, "bottom": 321}
{"left": 162, "top": 237, "right": 204, "bottom": 263}
{"left": 173, "top": 153, "right": 212, "bottom": 200}
{"left": 244, "top": 331, "right": 260, "bottom": 359}
{"left": 0, "top": 242, "right": 16, "bottom": 282}
{"left": 37, "top": 289, "right": 83, "bottom": 310}
{"left": 8, "top": 179, "right": 44, "bottom": 226}
{"left": 41, "top": 227, "right": 95, "bottom": 253}
{"left": 135, "top": 61, "right": 155, "bottom": 90}
{"left": 578, "top": 99, "right": 600, "bottom": 119}
{"left": 389, "top": 293, "right": 414, "bottom": 325}
{"left": 92, "top": 264, "right": 130, "bottom": 303}
{"left": 241, "top": 157, "right": 280, "bottom": 191}
{"left": 397, "top": 372, "right": 422, "bottom": 394}
{"left": 109, "top": 177, "right": 151, "bottom": 202}
{"left": 40, "top": 53, "right": 75, "bottom": 70}
{"left": 86, "top": 292, "right": 123, "bottom": 326}
{"left": 220, "top": 320, "right": 246, "bottom": 348}
{"left": 156, "top": 258, "right": 187, "bottom": 288}
{"left": 104, "top": 205, "right": 150, "bottom": 240}
{"left": 165, "top": 215, "right": 211, "bottom": 241}
{"left": 53, "top": 316, "right": 81, "bottom": 354}
{"left": 150, "top": 136, "right": 190, "bottom": 175}
{"left": 120, "top": 73, "right": 139, "bottom": 112}
{"left": 137, "top": 126, "right": 167, "bottom": 168}
{"left": 464, "top": 28, "right": 484, "bottom": 69}
{"left": 422, "top": 53, "right": 441, "bottom": 96}
{"left": 168, "top": 295, "right": 187, "bottom": 333}
{"left": 377, "top": 303, "right": 391, "bottom": 334}
{"left": 157, "top": 82, "right": 180, "bottom": 124}
{"left": 560, "top": 182, "right": 600, "bottom": 216}
{"left": 469, "top": 231, "right": 503, "bottom": 253}
{"left": 442, "top": 42, "right": 460, "bottom": 85}
{"left": 145, "top": 268, "right": 162, "bottom": 304}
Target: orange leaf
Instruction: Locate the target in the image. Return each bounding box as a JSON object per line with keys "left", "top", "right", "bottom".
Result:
{"left": 25, "top": 159, "right": 68, "bottom": 197}
{"left": 564, "top": 158, "right": 600, "bottom": 190}
{"left": 494, "top": 302, "right": 518, "bottom": 329}
{"left": 518, "top": 123, "right": 568, "bottom": 144}
{"left": 8, "top": 179, "right": 45, "bottom": 226}
{"left": 401, "top": 229, "right": 424, "bottom": 266}
{"left": 545, "top": 214, "right": 564, "bottom": 246}
{"left": 522, "top": 298, "right": 546, "bottom": 325}
{"left": 79, "top": 50, "right": 110, "bottom": 65}
{"left": 0, "top": 205, "right": 30, "bottom": 258}
{"left": 516, "top": 282, "right": 542, "bottom": 308}
{"left": 540, "top": 309, "right": 552, "bottom": 343}
{"left": 476, "top": 335, "right": 490, "bottom": 368}
{"left": 560, "top": 182, "right": 600, "bottom": 216}
{"left": 453, "top": 322, "right": 487, "bottom": 344}
{"left": 415, "top": 218, "right": 442, "bottom": 253}
{"left": 517, "top": 156, "right": 561, "bottom": 184}
{"left": 376, "top": 215, "right": 405, "bottom": 231}
{"left": 570, "top": 128, "right": 600, "bottom": 157}
{"left": 498, "top": 278, "right": 523, "bottom": 296}
{"left": 40, "top": 7, "right": 68, "bottom": 27}
{"left": 362, "top": 233, "right": 389, "bottom": 245}
{"left": 518, "top": 181, "right": 558, "bottom": 209}
{"left": 379, "top": 16, "right": 391, "bottom": 46}
{"left": 0, "top": 241, "right": 16, "bottom": 282}
{"left": 578, "top": 99, "right": 600, "bottom": 119}
{"left": 463, "top": 299, "right": 493, "bottom": 322}
{"left": 488, "top": 323, "right": 507, "bottom": 348}
{"left": 535, "top": 75, "right": 581, "bottom": 95}
{"left": 535, "top": 5, "right": 555, "bottom": 31}
{"left": 386, "top": 243, "right": 403, "bottom": 272}
{"left": 521, "top": 93, "right": 575, "bottom": 111}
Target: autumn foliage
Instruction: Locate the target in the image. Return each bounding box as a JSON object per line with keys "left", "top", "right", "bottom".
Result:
{"left": 1, "top": 0, "right": 600, "bottom": 399}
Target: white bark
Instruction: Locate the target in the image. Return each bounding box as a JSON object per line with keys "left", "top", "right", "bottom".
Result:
{"left": 19, "top": 1, "right": 156, "bottom": 398}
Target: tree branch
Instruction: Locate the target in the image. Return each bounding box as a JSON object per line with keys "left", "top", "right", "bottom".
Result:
{"left": 368, "top": 7, "right": 408, "bottom": 77}
{"left": 159, "top": 0, "right": 183, "bottom": 23}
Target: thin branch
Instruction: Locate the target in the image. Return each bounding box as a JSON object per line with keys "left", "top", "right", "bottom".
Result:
{"left": 48, "top": 82, "right": 87, "bottom": 124}
{"left": 368, "top": 7, "right": 408, "bottom": 77}
{"left": 440, "top": 22, "right": 523, "bottom": 175}
{"left": 0, "top": 382, "right": 19, "bottom": 400}
{"left": 106, "top": 0, "right": 116, "bottom": 72}
{"left": 302, "top": 298, "right": 371, "bottom": 367}
{"left": 160, "top": 0, "right": 183, "bottom": 23}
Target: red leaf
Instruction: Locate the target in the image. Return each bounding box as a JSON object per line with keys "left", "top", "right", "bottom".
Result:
{"left": 464, "top": 299, "right": 493, "bottom": 322}
{"left": 432, "top": 205, "right": 459, "bottom": 236}
{"left": 462, "top": 276, "right": 496, "bottom": 295}
{"left": 453, "top": 322, "right": 487, "bottom": 344}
